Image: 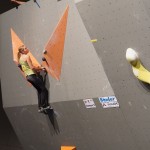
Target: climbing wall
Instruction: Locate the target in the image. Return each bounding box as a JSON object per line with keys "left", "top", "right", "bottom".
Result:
{"left": 0, "top": 0, "right": 116, "bottom": 150}
{"left": 1, "top": 0, "right": 150, "bottom": 150}
{"left": 0, "top": 0, "right": 113, "bottom": 108}
{"left": 76, "top": 0, "right": 150, "bottom": 150}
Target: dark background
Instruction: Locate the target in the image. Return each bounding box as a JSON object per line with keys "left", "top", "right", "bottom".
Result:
{"left": 0, "top": 80, "right": 23, "bottom": 150}
{"left": 0, "top": 0, "right": 30, "bottom": 14}
{"left": 0, "top": 1, "right": 25, "bottom": 149}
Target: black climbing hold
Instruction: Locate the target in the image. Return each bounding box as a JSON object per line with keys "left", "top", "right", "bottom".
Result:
{"left": 42, "top": 57, "right": 46, "bottom": 61}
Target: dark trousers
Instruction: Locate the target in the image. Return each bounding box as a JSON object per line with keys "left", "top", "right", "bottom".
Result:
{"left": 26, "top": 74, "right": 49, "bottom": 108}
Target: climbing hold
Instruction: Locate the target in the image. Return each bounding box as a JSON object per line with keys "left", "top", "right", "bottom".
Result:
{"left": 41, "top": 5, "right": 69, "bottom": 81}
{"left": 61, "top": 146, "right": 76, "bottom": 150}
{"left": 126, "top": 48, "right": 138, "bottom": 66}
{"left": 42, "top": 57, "right": 46, "bottom": 61}
{"left": 90, "top": 39, "right": 97, "bottom": 43}
{"left": 126, "top": 48, "right": 150, "bottom": 84}
{"left": 43, "top": 49, "right": 47, "bottom": 54}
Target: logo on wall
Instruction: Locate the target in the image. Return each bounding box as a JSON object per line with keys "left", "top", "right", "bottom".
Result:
{"left": 99, "top": 96, "right": 119, "bottom": 108}
{"left": 83, "top": 99, "right": 96, "bottom": 108}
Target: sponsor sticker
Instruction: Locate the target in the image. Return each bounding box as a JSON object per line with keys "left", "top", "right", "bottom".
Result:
{"left": 83, "top": 99, "right": 96, "bottom": 108}
{"left": 99, "top": 96, "right": 119, "bottom": 108}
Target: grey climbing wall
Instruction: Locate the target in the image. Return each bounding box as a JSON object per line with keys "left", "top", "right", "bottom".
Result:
{"left": 1, "top": 0, "right": 150, "bottom": 150}
{"left": 76, "top": 0, "right": 150, "bottom": 150}
{"left": 0, "top": 0, "right": 116, "bottom": 149}
{"left": 0, "top": 0, "right": 113, "bottom": 108}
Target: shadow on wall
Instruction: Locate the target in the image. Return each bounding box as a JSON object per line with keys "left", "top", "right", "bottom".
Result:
{"left": 39, "top": 73, "right": 60, "bottom": 135}
{"left": 139, "top": 81, "right": 150, "bottom": 92}
{"left": 44, "top": 74, "right": 60, "bottom": 135}
{"left": 0, "top": 80, "right": 2, "bottom": 109}
{"left": 46, "top": 109, "right": 60, "bottom": 135}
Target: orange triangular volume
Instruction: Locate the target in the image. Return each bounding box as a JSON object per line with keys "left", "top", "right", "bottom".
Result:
{"left": 61, "top": 146, "right": 76, "bottom": 150}
{"left": 11, "top": 28, "right": 40, "bottom": 84}
{"left": 11, "top": 28, "right": 24, "bottom": 64}
{"left": 11, "top": 28, "right": 40, "bottom": 67}
{"left": 42, "top": 5, "right": 69, "bottom": 80}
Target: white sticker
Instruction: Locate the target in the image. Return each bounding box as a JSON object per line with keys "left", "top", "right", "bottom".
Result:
{"left": 99, "top": 96, "right": 119, "bottom": 108}
{"left": 83, "top": 99, "right": 96, "bottom": 108}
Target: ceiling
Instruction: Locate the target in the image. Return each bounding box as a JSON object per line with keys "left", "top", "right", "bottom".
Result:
{"left": 0, "top": 0, "right": 61, "bottom": 15}
{"left": 0, "top": 0, "right": 29, "bottom": 14}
